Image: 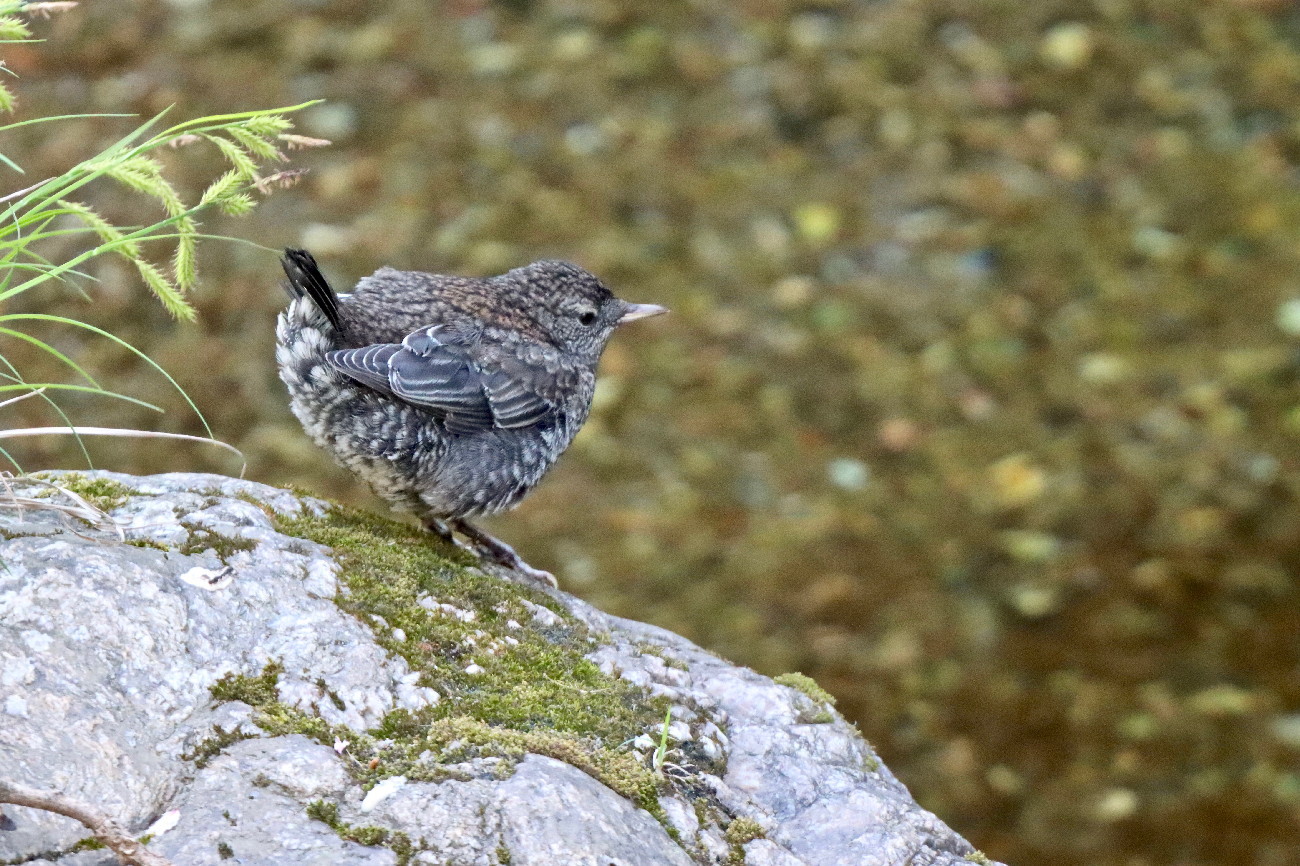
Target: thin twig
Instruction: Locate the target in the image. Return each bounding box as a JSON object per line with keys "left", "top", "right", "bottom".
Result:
{"left": 0, "top": 780, "right": 173, "bottom": 866}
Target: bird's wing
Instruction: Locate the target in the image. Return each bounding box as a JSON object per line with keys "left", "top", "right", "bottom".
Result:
{"left": 480, "top": 367, "right": 556, "bottom": 429}
{"left": 326, "top": 325, "right": 556, "bottom": 434}
{"left": 325, "top": 343, "right": 400, "bottom": 395}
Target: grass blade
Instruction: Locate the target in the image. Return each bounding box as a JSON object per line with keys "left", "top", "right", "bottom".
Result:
{"left": 0, "top": 313, "right": 214, "bottom": 437}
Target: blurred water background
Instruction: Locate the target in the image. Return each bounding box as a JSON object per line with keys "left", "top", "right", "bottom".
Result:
{"left": 5, "top": 1, "right": 1300, "bottom": 863}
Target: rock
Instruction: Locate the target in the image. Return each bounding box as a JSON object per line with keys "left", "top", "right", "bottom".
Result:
{"left": 0, "top": 472, "right": 999, "bottom": 866}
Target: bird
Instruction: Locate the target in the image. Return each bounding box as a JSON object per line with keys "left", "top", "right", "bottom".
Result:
{"left": 275, "top": 248, "right": 667, "bottom": 584}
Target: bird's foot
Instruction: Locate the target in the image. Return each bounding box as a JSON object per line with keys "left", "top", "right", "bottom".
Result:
{"left": 422, "top": 518, "right": 455, "bottom": 543}
{"left": 451, "top": 519, "right": 557, "bottom": 588}
{"left": 423, "top": 517, "right": 479, "bottom": 557}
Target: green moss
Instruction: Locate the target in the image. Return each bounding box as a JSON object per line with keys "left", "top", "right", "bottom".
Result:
{"left": 126, "top": 538, "right": 168, "bottom": 551}
{"left": 775, "top": 671, "right": 837, "bottom": 724}
{"left": 724, "top": 815, "right": 765, "bottom": 863}
{"left": 346, "top": 825, "right": 389, "bottom": 846}
{"left": 247, "top": 698, "right": 337, "bottom": 745}
{"left": 305, "top": 800, "right": 340, "bottom": 826}
{"left": 0, "top": 529, "right": 41, "bottom": 541}
{"left": 495, "top": 844, "right": 513, "bottom": 864}
{"left": 305, "top": 799, "right": 412, "bottom": 864}
{"left": 202, "top": 501, "right": 679, "bottom": 851}
{"left": 216, "top": 842, "right": 234, "bottom": 860}
{"left": 45, "top": 473, "right": 134, "bottom": 511}
{"left": 0, "top": 835, "right": 107, "bottom": 866}
{"left": 182, "top": 724, "right": 252, "bottom": 768}
{"left": 725, "top": 816, "right": 764, "bottom": 845}
{"left": 210, "top": 660, "right": 283, "bottom": 706}
{"left": 637, "top": 642, "right": 689, "bottom": 671}
{"left": 316, "top": 679, "right": 346, "bottom": 711}
{"left": 412, "top": 715, "right": 662, "bottom": 813}
{"left": 965, "top": 852, "right": 992, "bottom": 865}
{"left": 178, "top": 527, "right": 258, "bottom": 560}
{"left": 273, "top": 503, "right": 669, "bottom": 748}
{"left": 268, "top": 706, "right": 664, "bottom": 814}
{"left": 774, "top": 672, "right": 837, "bottom": 707}
{"left": 388, "top": 832, "right": 414, "bottom": 863}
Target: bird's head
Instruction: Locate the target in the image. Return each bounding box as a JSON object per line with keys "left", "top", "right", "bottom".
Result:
{"left": 496, "top": 260, "right": 667, "bottom": 363}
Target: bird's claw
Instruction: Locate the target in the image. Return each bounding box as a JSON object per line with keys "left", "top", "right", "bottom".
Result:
{"left": 424, "top": 518, "right": 480, "bottom": 556}
{"left": 504, "top": 558, "right": 558, "bottom": 588}
{"left": 430, "top": 518, "right": 559, "bottom": 588}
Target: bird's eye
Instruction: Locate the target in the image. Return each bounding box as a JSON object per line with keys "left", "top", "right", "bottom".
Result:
{"left": 578, "top": 310, "right": 597, "bottom": 326}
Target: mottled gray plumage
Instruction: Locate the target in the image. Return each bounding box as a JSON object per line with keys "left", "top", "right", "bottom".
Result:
{"left": 275, "top": 249, "right": 665, "bottom": 580}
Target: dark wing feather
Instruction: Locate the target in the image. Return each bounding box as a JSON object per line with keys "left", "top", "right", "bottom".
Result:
{"left": 326, "top": 344, "right": 400, "bottom": 395}
{"left": 482, "top": 368, "right": 554, "bottom": 429}
{"left": 326, "top": 325, "right": 556, "bottom": 433}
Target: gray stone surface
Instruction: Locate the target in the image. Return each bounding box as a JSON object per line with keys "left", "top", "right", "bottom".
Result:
{"left": 0, "top": 472, "right": 1000, "bottom": 865}
{"left": 358, "top": 754, "right": 696, "bottom": 866}
{"left": 157, "top": 736, "right": 396, "bottom": 866}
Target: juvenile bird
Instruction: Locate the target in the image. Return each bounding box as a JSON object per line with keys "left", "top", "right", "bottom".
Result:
{"left": 275, "top": 249, "right": 666, "bottom": 583}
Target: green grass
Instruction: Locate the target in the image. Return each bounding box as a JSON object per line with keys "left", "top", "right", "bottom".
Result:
{"left": 0, "top": 1, "right": 325, "bottom": 471}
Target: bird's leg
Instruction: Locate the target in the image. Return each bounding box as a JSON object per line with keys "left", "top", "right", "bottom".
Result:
{"left": 423, "top": 517, "right": 479, "bottom": 557}
{"left": 422, "top": 517, "right": 455, "bottom": 543}
{"left": 451, "top": 519, "right": 557, "bottom": 588}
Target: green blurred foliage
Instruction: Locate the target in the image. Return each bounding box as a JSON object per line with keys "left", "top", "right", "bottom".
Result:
{"left": 6, "top": 1, "right": 1300, "bottom": 864}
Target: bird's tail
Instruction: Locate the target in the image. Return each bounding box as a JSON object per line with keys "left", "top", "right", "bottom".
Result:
{"left": 281, "top": 248, "right": 345, "bottom": 334}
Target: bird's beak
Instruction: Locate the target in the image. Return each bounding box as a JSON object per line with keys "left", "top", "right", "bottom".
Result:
{"left": 617, "top": 302, "right": 669, "bottom": 325}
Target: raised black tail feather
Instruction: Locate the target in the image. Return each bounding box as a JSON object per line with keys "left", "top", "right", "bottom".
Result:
{"left": 281, "top": 248, "right": 344, "bottom": 334}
